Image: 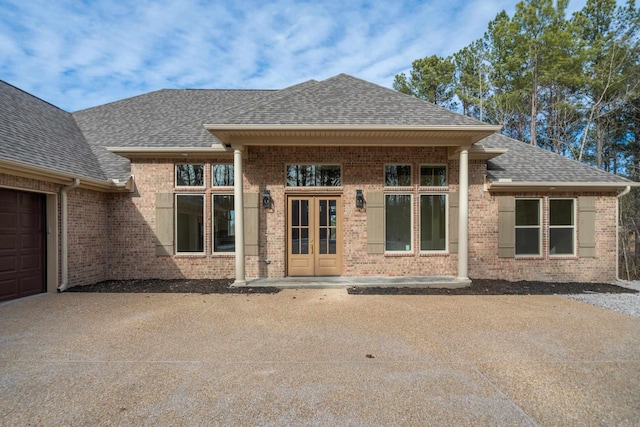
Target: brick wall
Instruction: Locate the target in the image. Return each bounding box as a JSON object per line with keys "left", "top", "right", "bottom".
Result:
{"left": 67, "top": 188, "right": 109, "bottom": 286}
{"left": 102, "top": 147, "right": 620, "bottom": 283}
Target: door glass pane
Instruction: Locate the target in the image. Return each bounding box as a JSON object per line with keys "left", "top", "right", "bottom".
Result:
{"left": 319, "top": 227, "right": 327, "bottom": 254}
{"left": 292, "top": 228, "right": 300, "bottom": 254}
{"left": 301, "top": 227, "right": 309, "bottom": 254}
{"left": 329, "top": 228, "right": 336, "bottom": 254}
{"left": 292, "top": 200, "right": 299, "bottom": 227}
{"left": 301, "top": 200, "right": 309, "bottom": 226}
{"left": 319, "top": 200, "right": 327, "bottom": 226}
{"left": 329, "top": 200, "right": 336, "bottom": 226}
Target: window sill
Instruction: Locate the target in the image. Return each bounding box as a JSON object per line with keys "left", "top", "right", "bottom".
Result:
{"left": 549, "top": 255, "right": 578, "bottom": 260}
{"left": 384, "top": 251, "right": 415, "bottom": 257}
{"left": 514, "top": 255, "right": 544, "bottom": 260}
{"left": 174, "top": 253, "right": 207, "bottom": 258}
{"left": 211, "top": 253, "right": 235, "bottom": 258}
{"left": 419, "top": 251, "right": 449, "bottom": 257}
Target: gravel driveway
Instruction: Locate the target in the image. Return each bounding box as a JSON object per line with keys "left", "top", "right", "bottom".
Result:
{"left": 1, "top": 289, "right": 639, "bottom": 426}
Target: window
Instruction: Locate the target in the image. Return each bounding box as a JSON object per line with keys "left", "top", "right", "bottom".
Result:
{"left": 420, "top": 165, "right": 447, "bottom": 187}
{"left": 176, "top": 194, "right": 204, "bottom": 253}
{"left": 212, "top": 195, "right": 235, "bottom": 253}
{"left": 515, "top": 199, "right": 541, "bottom": 255}
{"left": 286, "top": 165, "right": 341, "bottom": 187}
{"left": 385, "top": 194, "right": 412, "bottom": 251}
{"left": 549, "top": 199, "right": 575, "bottom": 255}
{"left": 385, "top": 165, "right": 412, "bottom": 186}
{"left": 212, "top": 164, "right": 234, "bottom": 187}
{"left": 420, "top": 194, "right": 447, "bottom": 251}
{"left": 175, "top": 164, "right": 204, "bottom": 187}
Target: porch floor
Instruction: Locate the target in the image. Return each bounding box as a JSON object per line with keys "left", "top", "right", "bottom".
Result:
{"left": 242, "top": 276, "right": 471, "bottom": 289}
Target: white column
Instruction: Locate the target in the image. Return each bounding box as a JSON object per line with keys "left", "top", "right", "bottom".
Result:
{"left": 233, "top": 146, "right": 246, "bottom": 286}
{"left": 457, "top": 147, "right": 470, "bottom": 281}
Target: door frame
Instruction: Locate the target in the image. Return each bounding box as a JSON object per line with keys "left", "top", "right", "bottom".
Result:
{"left": 286, "top": 194, "right": 343, "bottom": 277}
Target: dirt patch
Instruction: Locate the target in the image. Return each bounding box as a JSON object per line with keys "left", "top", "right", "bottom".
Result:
{"left": 67, "top": 279, "right": 280, "bottom": 294}
{"left": 66, "top": 278, "right": 638, "bottom": 295}
{"left": 347, "top": 279, "right": 639, "bottom": 295}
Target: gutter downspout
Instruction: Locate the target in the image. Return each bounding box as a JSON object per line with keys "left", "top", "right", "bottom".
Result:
{"left": 57, "top": 178, "right": 80, "bottom": 292}
{"left": 616, "top": 185, "right": 631, "bottom": 281}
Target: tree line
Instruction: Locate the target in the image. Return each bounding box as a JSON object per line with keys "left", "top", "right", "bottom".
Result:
{"left": 394, "top": 0, "right": 640, "bottom": 279}
{"left": 394, "top": 0, "right": 639, "bottom": 177}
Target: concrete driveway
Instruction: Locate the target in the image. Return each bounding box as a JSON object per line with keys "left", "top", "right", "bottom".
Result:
{"left": 1, "top": 289, "right": 639, "bottom": 426}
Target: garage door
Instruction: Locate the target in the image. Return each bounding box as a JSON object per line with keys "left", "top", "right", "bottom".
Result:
{"left": 0, "top": 188, "right": 46, "bottom": 302}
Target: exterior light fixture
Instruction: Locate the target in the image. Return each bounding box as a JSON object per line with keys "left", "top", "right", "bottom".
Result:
{"left": 262, "top": 189, "right": 271, "bottom": 209}
{"left": 355, "top": 189, "right": 365, "bottom": 209}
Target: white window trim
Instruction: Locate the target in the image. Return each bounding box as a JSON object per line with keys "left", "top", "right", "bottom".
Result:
{"left": 549, "top": 198, "right": 576, "bottom": 257}
{"left": 384, "top": 193, "right": 414, "bottom": 253}
{"left": 419, "top": 164, "right": 448, "bottom": 188}
{"left": 419, "top": 193, "right": 448, "bottom": 253}
{"left": 175, "top": 164, "right": 206, "bottom": 189}
{"left": 384, "top": 164, "right": 413, "bottom": 188}
{"left": 212, "top": 193, "right": 235, "bottom": 254}
{"left": 284, "top": 164, "right": 343, "bottom": 187}
{"left": 212, "top": 164, "right": 234, "bottom": 188}
{"left": 175, "top": 193, "right": 206, "bottom": 255}
{"left": 515, "top": 198, "right": 542, "bottom": 257}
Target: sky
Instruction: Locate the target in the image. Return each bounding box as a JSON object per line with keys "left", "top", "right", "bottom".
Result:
{"left": 0, "top": 0, "right": 589, "bottom": 112}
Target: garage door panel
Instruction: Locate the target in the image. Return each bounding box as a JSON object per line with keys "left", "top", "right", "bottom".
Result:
{"left": 0, "top": 188, "right": 45, "bottom": 301}
{"left": 0, "top": 212, "right": 17, "bottom": 228}
{"left": 0, "top": 235, "right": 17, "bottom": 250}
{"left": 0, "top": 278, "right": 18, "bottom": 300}
{"left": 20, "top": 233, "right": 43, "bottom": 250}
{"left": 19, "top": 253, "right": 43, "bottom": 271}
{"left": 19, "top": 275, "right": 44, "bottom": 295}
{"left": 0, "top": 255, "right": 17, "bottom": 273}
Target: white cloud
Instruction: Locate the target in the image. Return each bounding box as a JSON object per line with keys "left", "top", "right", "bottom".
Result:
{"left": 0, "top": 0, "right": 589, "bottom": 110}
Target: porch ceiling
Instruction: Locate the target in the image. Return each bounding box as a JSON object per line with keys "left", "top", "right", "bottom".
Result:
{"left": 203, "top": 124, "right": 502, "bottom": 147}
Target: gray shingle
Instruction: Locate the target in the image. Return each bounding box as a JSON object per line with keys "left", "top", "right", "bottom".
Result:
{"left": 3, "top": 75, "right": 632, "bottom": 187}
{"left": 0, "top": 81, "right": 107, "bottom": 181}
{"left": 219, "top": 74, "right": 489, "bottom": 126}
{"left": 479, "top": 133, "right": 633, "bottom": 184}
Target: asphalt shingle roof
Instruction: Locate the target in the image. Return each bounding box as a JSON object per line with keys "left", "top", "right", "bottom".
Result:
{"left": 0, "top": 81, "right": 107, "bottom": 181}
{"left": 479, "top": 133, "right": 633, "bottom": 184}
{"left": 1, "top": 75, "right": 633, "bottom": 187}
{"left": 218, "top": 74, "right": 489, "bottom": 126}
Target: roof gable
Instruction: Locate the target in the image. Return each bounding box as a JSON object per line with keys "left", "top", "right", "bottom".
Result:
{"left": 218, "top": 74, "right": 490, "bottom": 126}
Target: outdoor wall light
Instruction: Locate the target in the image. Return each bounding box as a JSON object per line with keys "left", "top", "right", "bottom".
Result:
{"left": 355, "top": 189, "right": 365, "bottom": 209}
{"left": 262, "top": 189, "right": 272, "bottom": 209}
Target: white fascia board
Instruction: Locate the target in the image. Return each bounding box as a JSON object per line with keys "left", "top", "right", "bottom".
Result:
{"left": 0, "top": 158, "right": 132, "bottom": 192}
{"left": 487, "top": 180, "right": 639, "bottom": 192}
{"left": 106, "top": 146, "right": 231, "bottom": 158}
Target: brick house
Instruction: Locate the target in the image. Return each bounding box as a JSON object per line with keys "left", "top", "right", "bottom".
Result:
{"left": 0, "top": 74, "right": 636, "bottom": 300}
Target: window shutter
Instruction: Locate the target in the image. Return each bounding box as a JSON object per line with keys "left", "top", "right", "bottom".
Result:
{"left": 498, "top": 196, "right": 515, "bottom": 258}
{"left": 244, "top": 192, "right": 260, "bottom": 256}
{"left": 578, "top": 196, "right": 596, "bottom": 258}
{"left": 156, "top": 193, "right": 174, "bottom": 256}
{"left": 448, "top": 192, "right": 459, "bottom": 254}
{"left": 367, "top": 192, "right": 385, "bottom": 254}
